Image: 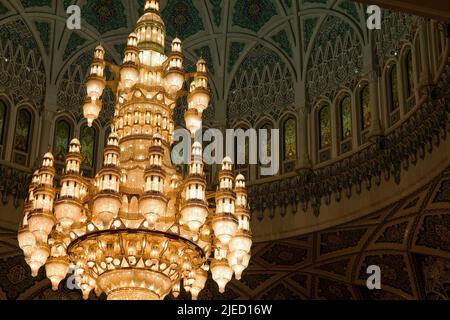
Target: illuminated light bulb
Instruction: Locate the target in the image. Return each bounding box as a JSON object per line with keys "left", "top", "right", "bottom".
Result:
{"left": 165, "top": 69, "right": 185, "bottom": 95}
{"left": 18, "top": 226, "right": 36, "bottom": 258}
{"left": 229, "top": 230, "right": 252, "bottom": 255}
{"left": 188, "top": 87, "right": 210, "bottom": 114}
{"left": 139, "top": 196, "right": 168, "bottom": 223}
{"left": 172, "top": 281, "right": 181, "bottom": 298}
{"left": 83, "top": 98, "right": 102, "bottom": 127}
{"left": 211, "top": 259, "right": 233, "bottom": 294}
{"left": 54, "top": 201, "right": 83, "bottom": 229}
{"left": 227, "top": 250, "right": 251, "bottom": 281}
{"left": 191, "top": 268, "right": 207, "bottom": 300}
{"left": 184, "top": 108, "right": 202, "bottom": 136}
{"left": 212, "top": 214, "right": 238, "bottom": 245}
{"left": 92, "top": 194, "right": 122, "bottom": 228}
{"left": 29, "top": 244, "right": 50, "bottom": 277}
{"left": 120, "top": 64, "right": 139, "bottom": 88}
{"left": 28, "top": 212, "right": 55, "bottom": 244}
{"left": 86, "top": 76, "right": 105, "bottom": 101}
{"left": 227, "top": 230, "right": 252, "bottom": 281}
{"left": 45, "top": 257, "right": 69, "bottom": 290}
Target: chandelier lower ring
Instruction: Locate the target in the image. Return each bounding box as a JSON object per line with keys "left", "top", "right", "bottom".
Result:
{"left": 67, "top": 229, "right": 206, "bottom": 299}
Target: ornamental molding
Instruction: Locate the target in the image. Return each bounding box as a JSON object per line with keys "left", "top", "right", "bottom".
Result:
{"left": 249, "top": 62, "right": 450, "bottom": 219}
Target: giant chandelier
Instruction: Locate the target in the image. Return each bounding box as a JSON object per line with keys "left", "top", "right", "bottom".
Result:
{"left": 17, "top": 0, "right": 251, "bottom": 300}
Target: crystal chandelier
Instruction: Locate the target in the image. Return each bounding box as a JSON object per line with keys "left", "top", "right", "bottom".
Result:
{"left": 17, "top": 0, "right": 252, "bottom": 300}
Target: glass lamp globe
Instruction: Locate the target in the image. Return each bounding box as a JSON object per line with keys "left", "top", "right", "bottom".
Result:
{"left": 18, "top": 226, "right": 36, "bottom": 257}
{"left": 86, "top": 77, "right": 105, "bottom": 101}
{"left": 229, "top": 230, "right": 252, "bottom": 254}
{"left": 29, "top": 244, "right": 50, "bottom": 277}
{"left": 188, "top": 90, "right": 210, "bottom": 114}
{"left": 120, "top": 65, "right": 139, "bottom": 88}
{"left": 180, "top": 204, "right": 209, "bottom": 232}
{"left": 54, "top": 201, "right": 83, "bottom": 229}
{"left": 191, "top": 268, "right": 208, "bottom": 300}
{"left": 28, "top": 212, "right": 55, "bottom": 243}
{"left": 184, "top": 108, "right": 202, "bottom": 135}
{"left": 165, "top": 70, "right": 185, "bottom": 95}
{"left": 83, "top": 98, "right": 101, "bottom": 127}
{"left": 227, "top": 250, "right": 251, "bottom": 280}
{"left": 211, "top": 259, "right": 233, "bottom": 293}
{"left": 212, "top": 214, "right": 238, "bottom": 245}
{"left": 45, "top": 256, "right": 70, "bottom": 290}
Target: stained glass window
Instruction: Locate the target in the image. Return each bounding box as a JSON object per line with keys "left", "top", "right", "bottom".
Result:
{"left": 405, "top": 51, "right": 415, "bottom": 98}
{"left": 283, "top": 118, "right": 297, "bottom": 160}
{"left": 319, "top": 105, "right": 331, "bottom": 149}
{"left": 80, "top": 125, "right": 96, "bottom": 167}
{"left": 340, "top": 95, "right": 352, "bottom": 140}
{"left": 14, "top": 109, "right": 32, "bottom": 153}
{"left": 53, "top": 120, "right": 71, "bottom": 162}
{"left": 0, "top": 101, "right": 6, "bottom": 145}
{"left": 389, "top": 65, "right": 399, "bottom": 111}
{"left": 360, "top": 85, "right": 371, "bottom": 131}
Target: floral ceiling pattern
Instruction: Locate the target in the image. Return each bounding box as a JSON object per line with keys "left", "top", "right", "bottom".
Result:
{"left": 0, "top": 0, "right": 421, "bottom": 126}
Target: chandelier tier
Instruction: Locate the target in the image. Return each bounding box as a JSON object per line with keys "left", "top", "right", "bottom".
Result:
{"left": 17, "top": 0, "right": 252, "bottom": 300}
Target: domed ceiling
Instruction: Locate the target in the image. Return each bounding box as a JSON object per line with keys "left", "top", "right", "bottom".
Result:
{"left": 0, "top": 0, "right": 421, "bottom": 127}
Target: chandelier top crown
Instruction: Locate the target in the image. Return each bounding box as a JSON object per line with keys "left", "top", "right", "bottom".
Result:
{"left": 144, "top": 0, "right": 160, "bottom": 13}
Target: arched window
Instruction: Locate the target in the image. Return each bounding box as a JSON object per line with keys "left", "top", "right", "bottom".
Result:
{"left": 318, "top": 105, "right": 331, "bottom": 149}
{"left": 359, "top": 85, "right": 371, "bottom": 131}
{"left": 0, "top": 100, "right": 7, "bottom": 147}
{"left": 14, "top": 109, "right": 32, "bottom": 153}
{"left": 80, "top": 125, "right": 96, "bottom": 168}
{"left": 339, "top": 95, "right": 352, "bottom": 141}
{"left": 436, "top": 27, "right": 443, "bottom": 57}
{"left": 53, "top": 120, "right": 72, "bottom": 162}
{"left": 283, "top": 118, "right": 297, "bottom": 161}
{"left": 388, "top": 65, "right": 399, "bottom": 111}
{"left": 404, "top": 50, "right": 415, "bottom": 99}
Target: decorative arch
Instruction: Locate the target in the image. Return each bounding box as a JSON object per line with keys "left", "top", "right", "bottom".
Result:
{"left": 385, "top": 61, "right": 400, "bottom": 126}
{"left": 402, "top": 47, "right": 415, "bottom": 104}
{"left": 0, "top": 19, "right": 46, "bottom": 107}
{"left": 227, "top": 44, "right": 294, "bottom": 124}
{"left": 306, "top": 14, "right": 363, "bottom": 105}
{"left": 280, "top": 115, "right": 297, "bottom": 162}
{"left": 373, "top": 10, "right": 423, "bottom": 66}
{"left": 336, "top": 92, "right": 353, "bottom": 141}
{"left": 0, "top": 98, "right": 9, "bottom": 158}
{"left": 355, "top": 81, "right": 371, "bottom": 142}
{"left": 315, "top": 101, "right": 332, "bottom": 163}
